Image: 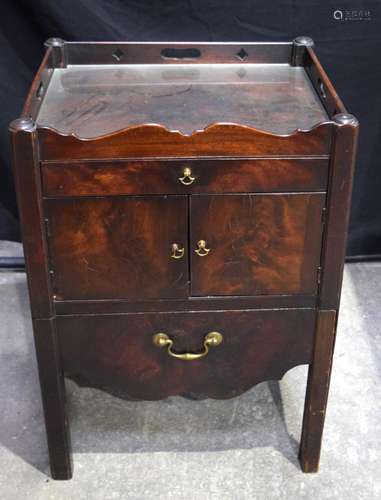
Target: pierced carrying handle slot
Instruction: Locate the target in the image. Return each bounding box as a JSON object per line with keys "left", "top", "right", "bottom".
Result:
{"left": 152, "top": 331, "right": 223, "bottom": 361}
{"left": 161, "top": 47, "right": 201, "bottom": 60}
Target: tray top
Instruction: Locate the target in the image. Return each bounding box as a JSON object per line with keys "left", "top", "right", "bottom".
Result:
{"left": 36, "top": 63, "right": 328, "bottom": 137}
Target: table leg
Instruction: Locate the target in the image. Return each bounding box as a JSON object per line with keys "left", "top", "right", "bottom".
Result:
{"left": 33, "top": 318, "right": 73, "bottom": 479}
{"left": 299, "top": 310, "right": 337, "bottom": 472}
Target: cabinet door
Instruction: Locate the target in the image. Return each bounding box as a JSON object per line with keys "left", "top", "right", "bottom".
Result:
{"left": 46, "top": 196, "right": 188, "bottom": 300}
{"left": 190, "top": 193, "right": 325, "bottom": 296}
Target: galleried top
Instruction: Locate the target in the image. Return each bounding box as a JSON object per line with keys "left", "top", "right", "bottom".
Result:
{"left": 34, "top": 41, "right": 330, "bottom": 138}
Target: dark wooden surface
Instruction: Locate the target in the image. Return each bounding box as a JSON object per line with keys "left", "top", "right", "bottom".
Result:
{"left": 45, "top": 192, "right": 325, "bottom": 300}
{"left": 190, "top": 193, "right": 325, "bottom": 296}
{"left": 37, "top": 64, "right": 327, "bottom": 137}
{"left": 299, "top": 310, "right": 337, "bottom": 472}
{"left": 9, "top": 119, "right": 53, "bottom": 319}
{"left": 46, "top": 196, "right": 189, "bottom": 301}
{"left": 319, "top": 116, "right": 359, "bottom": 308}
{"left": 33, "top": 318, "right": 72, "bottom": 479}
{"left": 12, "top": 40, "right": 358, "bottom": 478}
{"left": 64, "top": 41, "right": 293, "bottom": 65}
{"left": 57, "top": 308, "right": 316, "bottom": 400}
{"left": 21, "top": 47, "right": 54, "bottom": 122}
{"left": 304, "top": 47, "right": 346, "bottom": 118}
{"left": 22, "top": 41, "right": 296, "bottom": 124}
{"left": 42, "top": 158, "right": 329, "bottom": 197}
{"left": 38, "top": 123, "right": 332, "bottom": 160}
{"left": 54, "top": 294, "right": 318, "bottom": 315}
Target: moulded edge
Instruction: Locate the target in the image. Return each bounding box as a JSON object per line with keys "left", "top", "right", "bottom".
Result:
{"left": 37, "top": 120, "right": 334, "bottom": 142}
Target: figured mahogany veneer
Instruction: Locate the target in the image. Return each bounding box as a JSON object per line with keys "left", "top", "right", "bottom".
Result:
{"left": 190, "top": 193, "right": 325, "bottom": 296}
{"left": 45, "top": 193, "right": 324, "bottom": 301}
{"left": 46, "top": 196, "right": 189, "bottom": 300}
{"left": 42, "top": 158, "right": 329, "bottom": 197}
{"left": 39, "top": 123, "right": 332, "bottom": 160}
{"left": 10, "top": 38, "right": 358, "bottom": 479}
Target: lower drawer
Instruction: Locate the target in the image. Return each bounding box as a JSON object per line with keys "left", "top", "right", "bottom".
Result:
{"left": 57, "top": 308, "right": 316, "bottom": 400}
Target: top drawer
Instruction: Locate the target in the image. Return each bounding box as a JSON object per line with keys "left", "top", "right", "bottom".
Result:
{"left": 41, "top": 158, "right": 328, "bottom": 197}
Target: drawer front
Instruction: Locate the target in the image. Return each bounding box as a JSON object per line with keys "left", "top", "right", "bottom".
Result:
{"left": 46, "top": 196, "right": 189, "bottom": 301}
{"left": 57, "top": 308, "right": 316, "bottom": 400}
{"left": 190, "top": 193, "right": 325, "bottom": 296}
{"left": 41, "top": 158, "right": 328, "bottom": 197}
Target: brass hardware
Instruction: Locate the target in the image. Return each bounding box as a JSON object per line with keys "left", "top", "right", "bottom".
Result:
{"left": 152, "top": 331, "right": 223, "bottom": 361}
{"left": 171, "top": 243, "right": 185, "bottom": 260}
{"left": 195, "top": 239, "right": 210, "bottom": 257}
{"left": 179, "top": 167, "right": 195, "bottom": 186}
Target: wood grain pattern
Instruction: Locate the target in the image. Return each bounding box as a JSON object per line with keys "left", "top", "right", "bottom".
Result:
{"left": 42, "top": 158, "right": 329, "bottom": 197}
{"left": 9, "top": 120, "right": 53, "bottom": 319}
{"left": 305, "top": 47, "right": 347, "bottom": 118}
{"left": 38, "top": 123, "right": 332, "bottom": 160}
{"left": 57, "top": 308, "right": 316, "bottom": 400}
{"left": 37, "top": 64, "right": 327, "bottom": 138}
{"left": 46, "top": 196, "right": 189, "bottom": 300}
{"left": 65, "top": 41, "right": 292, "bottom": 65}
{"left": 11, "top": 40, "right": 358, "bottom": 478}
{"left": 190, "top": 193, "right": 325, "bottom": 296}
{"left": 54, "top": 294, "right": 317, "bottom": 315}
{"left": 319, "top": 119, "right": 359, "bottom": 308}
{"left": 299, "top": 310, "right": 337, "bottom": 472}
{"left": 33, "top": 318, "right": 72, "bottom": 479}
{"left": 22, "top": 47, "right": 54, "bottom": 121}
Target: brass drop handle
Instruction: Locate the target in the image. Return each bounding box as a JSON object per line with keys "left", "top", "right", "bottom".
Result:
{"left": 152, "top": 331, "right": 223, "bottom": 361}
{"left": 171, "top": 243, "right": 185, "bottom": 260}
{"left": 179, "top": 167, "right": 195, "bottom": 186}
{"left": 195, "top": 239, "right": 210, "bottom": 257}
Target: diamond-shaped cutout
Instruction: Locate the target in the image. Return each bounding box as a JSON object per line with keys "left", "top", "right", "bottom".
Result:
{"left": 112, "top": 48, "right": 124, "bottom": 62}
{"left": 236, "top": 48, "right": 248, "bottom": 61}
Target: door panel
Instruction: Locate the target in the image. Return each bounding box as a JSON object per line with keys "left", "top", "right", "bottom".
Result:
{"left": 46, "top": 196, "right": 188, "bottom": 300}
{"left": 190, "top": 193, "right": 325, "bottom": 296}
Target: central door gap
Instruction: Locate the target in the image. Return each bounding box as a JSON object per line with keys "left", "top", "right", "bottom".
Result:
{"left": 187, "top": 195, "right": 192, "bottom": 297}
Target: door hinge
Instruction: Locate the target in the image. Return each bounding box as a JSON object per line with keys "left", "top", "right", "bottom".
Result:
{"left": 321, "top": 207, "right": 327, "bottom": 226}
{"left": 44, "top": 217, "right": 51, "bottom": 237}
{"left": 317, "top": 266, "right": 322, "bottom": 285}
{"left": 44, "top": 218, "right": 55, "bottom": 287}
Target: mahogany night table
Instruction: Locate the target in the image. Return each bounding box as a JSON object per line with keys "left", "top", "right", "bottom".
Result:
{"left": 10, "top": 37, "right": 358, "bottom": 479}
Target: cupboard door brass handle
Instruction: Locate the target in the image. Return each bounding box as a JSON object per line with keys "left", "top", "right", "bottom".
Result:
{"left": 152, "top": 331, "right": 223, "bottom": 361}
{"left": 195, "top": 239, "right": 210, "bottom": 257}
{"left": 170, "top": 243, "right": 185, "bottom": 259}
{"left": 179, "top": 167, "right": 195, "bottom": 186}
